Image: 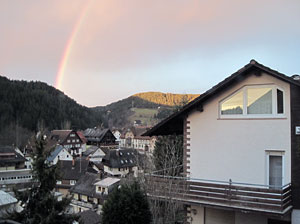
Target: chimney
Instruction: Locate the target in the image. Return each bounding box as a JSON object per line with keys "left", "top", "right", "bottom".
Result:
{"left": 72, "top": 158, "right": 75, "bottom": 169}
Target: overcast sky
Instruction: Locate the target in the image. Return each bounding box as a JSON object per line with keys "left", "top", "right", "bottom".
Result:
{"left": 1, "top": 0, "right": 300, "bottom": 107}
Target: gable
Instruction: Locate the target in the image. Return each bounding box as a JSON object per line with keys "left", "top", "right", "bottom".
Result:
{"left": 143, "top": 60, "right": 300, "bottom": 136}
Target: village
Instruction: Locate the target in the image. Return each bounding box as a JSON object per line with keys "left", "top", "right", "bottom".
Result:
{"left": 1, "top": 60, "right": 300, "bottom": 224}
{"left": 0, "top": 125, "right": 157, "bottom": 223}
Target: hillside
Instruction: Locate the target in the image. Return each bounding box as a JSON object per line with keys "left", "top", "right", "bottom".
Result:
{"left": 0, "top": 76, "right": 105, "bottom": 147}
{"left": 93, "top": 92, "right": 200, "bottom": 128}
{"left": 0, "top": 76, "right": 199, "bottom": 146}
{"left": 133, "top": 92, "right": 199, "bottom": 106}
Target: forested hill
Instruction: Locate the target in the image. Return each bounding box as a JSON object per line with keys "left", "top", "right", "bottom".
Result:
{"left": 0, "top": 75, "right": 199, "bottom": 146}
{"left": 93, "top": 92, "right": 200, "bottom": 128}
{"left": 0, "top": 76, "right": 104, "bottom": 146}
{"left": 133, "top": 92, "right": 199, "bottom": 106}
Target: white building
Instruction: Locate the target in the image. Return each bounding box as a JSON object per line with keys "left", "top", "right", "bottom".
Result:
{"left": 47, "top": 145, "right": 73, "bottom": 165}
{"left": 144, "top": 60, "right": 300, "bottom": 224}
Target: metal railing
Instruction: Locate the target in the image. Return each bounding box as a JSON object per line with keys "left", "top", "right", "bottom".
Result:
{"left": 145, "top": 174, "right": 292, "bottom": 216}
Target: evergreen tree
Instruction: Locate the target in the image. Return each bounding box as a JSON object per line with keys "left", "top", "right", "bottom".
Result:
{"left": 102, "top": 181, "right": 152, "bottom": 224}
{"left": 8, "top": 136, "right": 77, "bottom": 224}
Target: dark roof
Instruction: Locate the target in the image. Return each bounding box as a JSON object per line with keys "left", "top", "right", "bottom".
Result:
{"left": 47, "top": 145, "right": 65, "bottom": 162}
{"left": 143, "top": 60, "right": 300, "bottom": 136}
{"left": 82, "top": 146, "right": 100, "bottom": 157}
{"left": 50, "top": 130, "right": 72, "bottom": 142}
{"left": 79, "top": 210, "right": 101, "bottom": 224}
{"left": 102, "top": 148, "right": 138, "bottom": 168}
{"left": 77, "top": 131, "right": 87, "bottom": 144}
{"left": 83, "top": 128, "right": 116, "bottom": 143}
{"left": 70, "top": 172, "right": 100, "bottom": 197}
{"left": 58, "top": 159, "right": 91, "bottom": 180}
{"left": 0, "top": 146, "right": 26, "bottom": 165}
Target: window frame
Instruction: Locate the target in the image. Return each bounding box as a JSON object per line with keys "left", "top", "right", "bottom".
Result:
{"left": 265, "top": 150, "right": 285, "bottom": 187}
{"left": 219, "top": 84, "right": 286, "bottom": 119}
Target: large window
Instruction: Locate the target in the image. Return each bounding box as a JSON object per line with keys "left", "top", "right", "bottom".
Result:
{"left": 220, "top": 85, "right": 284, "bottom": 117}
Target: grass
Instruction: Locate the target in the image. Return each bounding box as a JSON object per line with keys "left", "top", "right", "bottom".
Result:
{"left": 128, "top": 108, "right": 159, "bottom": 126}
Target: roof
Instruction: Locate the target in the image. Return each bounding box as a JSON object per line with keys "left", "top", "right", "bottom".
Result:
{"left": 82, "top": 145, "right": 101, "bottom": 157}
{"left": 0, "top": 146, "right": 26, "bottom": 165}
{"left": 58, "top": 159, "right": 91, "bottom": 180}
{"left": 102, "top": 148, "right": 137, "bottom": 168}
{"left": 79, "top": 210, "right": 101, "bottom": 224}
{"left": 70, "top": 172, "right": 100, "bottom": 197}
{"left": 47, "top": 145, "right": 65, "bottom": 162}
{"left": 143, "top": 60, "right": 300, "bottom": 136}
{"left": 77, "top": 131, "right": 87, "bottom": 144}
{"left": 50, "top": 130, "right": 72, "bottom": 142}
{"left": 83, "top": 128, "right": 116, "bottom": 143}
{"left": 0, "top": 190, "right": 17, "bottom": 207}
{"left": 94, "top": 177, "right": 120, "bottom": 187}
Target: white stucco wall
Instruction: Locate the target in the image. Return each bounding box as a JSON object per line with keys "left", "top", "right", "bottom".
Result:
{"left": 188, "top": 73, "right": 291, "bottom": 185}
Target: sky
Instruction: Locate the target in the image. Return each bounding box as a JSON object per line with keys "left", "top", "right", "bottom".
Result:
{"left": 1, "top": 0, "right": 300, "bottom": 107}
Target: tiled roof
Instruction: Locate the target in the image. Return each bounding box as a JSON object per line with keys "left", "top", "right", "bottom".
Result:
{"left": 0, "top": 146, "right": 26, "bottom": 164}
{"left": 46, "top": 145, "right": 64, "bottom": 162}
{"left": 70, "top": 172, "right": 100, "bottom": 197}
{"left": 102, "top": 148, "right": 137, "bottom": 168}
{"left": 58, "top": 159, "right": 91, "bottom": 180}
{"left": 77, "top": 131, "right": 87, "bottom": 144}
{"left": 79, "top": 210, "right": 102, "bottom": 224}
{"left": 51, "top": 130, "right": 72, "bottom": 142}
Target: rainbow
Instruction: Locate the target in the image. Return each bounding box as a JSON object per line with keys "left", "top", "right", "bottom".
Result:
{"left": 55, "top": 0, "right": 94, "bottom": 90}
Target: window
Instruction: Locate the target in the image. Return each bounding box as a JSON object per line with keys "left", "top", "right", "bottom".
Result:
{"left": 220, "top": 85, "right": 285, "bottom": 117}
{"left": 266, "top": 151, "right": 284, "bottom": 188}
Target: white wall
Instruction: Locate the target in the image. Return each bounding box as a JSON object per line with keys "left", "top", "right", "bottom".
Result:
{"left": 188, "top": 73, "right": 291, "bottom": 185}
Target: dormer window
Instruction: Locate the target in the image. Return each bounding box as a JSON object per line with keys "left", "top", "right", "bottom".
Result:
{"left": 220, "top": 85, "right": 284, "bottom": 118}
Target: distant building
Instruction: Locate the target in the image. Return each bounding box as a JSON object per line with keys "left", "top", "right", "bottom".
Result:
{"left": 0, "top": 146, "right": 33, "bottom": 191}
{"left": 0, "top": 190, "right": 19, "bottom": 216}
{"left": 46, "top": 145, "right": 73, "bottom": 165}
{"left": 83, "top": 128, "right": 117, "bottom": 148}
{"left": 120, "top": 128, "right": 156, "bottom": 154}
{"left": 82, "top": 146, "right": 105, "bottom": 163}
{"left": 112, "top": 129, "right": 121, "bottom": 143}
{"left": 56, "top": 158, "right": 97, "bottom": 196}
{"left": 70, "top": 173, "right": 120, "bottom": 214}
{"left": 48, "top": 130, "right": 84, "bottom": 155}
{"left": 133, "top": 120, "right": 142, "bottom": 127}
{"left": 102, "top": 148, "right": 138, "bottom": 177}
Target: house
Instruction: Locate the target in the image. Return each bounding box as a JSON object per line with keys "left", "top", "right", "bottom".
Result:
{"left": 0, "top": 146, "right": 33, "bottom": 191}
{"left": 83, "top": 128, "right": 117, "bottom": 148}
{"left": 143, "top": 60, "right": 300, "bottom": 224}
{"left": 112, "top": 129, "right": 121, "bottom": 143}
{"left": 49, "top": 130, "right": 83, "bottom": 155}
{"left": 56, "top": 158, "right": 97, "bottom": 196}
{"left": 94, "top": 177, "right": 120, "bottom": 195}
{"left": 102, "top": 148, "right": 138, "bottom": 177}
{"left": 120, "top": 128, "right": 156, "bottom": 153}
{"left": 0, "top": 190, "right": 19, "bottom": 216}
{"left": 82, "top": 146, "right": 105, "bottom": 163}
{"left": 46, "top": 145, "right": 73, "bottom": 165}
{"left": 70, "top": 173, "right": 120, "bottom": 214}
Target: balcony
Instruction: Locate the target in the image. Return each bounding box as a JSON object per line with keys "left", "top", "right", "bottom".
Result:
{"left": 70, "top": 199, "right": 98, "bottom": 210}
{"left": 145, "top": 174, "right": 292, "bottom": 216}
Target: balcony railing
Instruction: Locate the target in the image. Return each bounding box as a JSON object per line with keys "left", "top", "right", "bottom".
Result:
{"left": 70, "top": 199, "right": 98, "bottom": 210}
{"left": 145, "top": 174, "right": 292, "bottom": 216}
